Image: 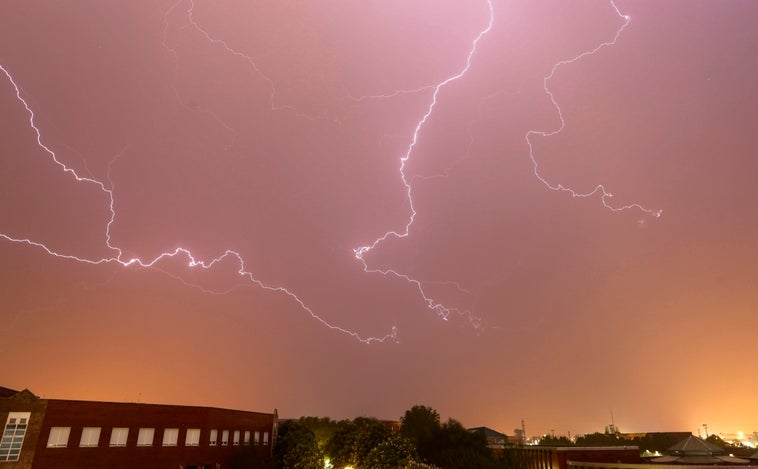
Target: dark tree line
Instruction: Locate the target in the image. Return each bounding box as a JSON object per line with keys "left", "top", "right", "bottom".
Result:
{"left": 271, "top": 410, "right": 757, "bottom": 469}
{"left": 271, "top": 405, "right": 512, "bottom": 469}
{"left": 400, "top": 405, "right": 496, "bottom": 469}
{"left": 536, "top": 431, "right": 754, "bottom": 457}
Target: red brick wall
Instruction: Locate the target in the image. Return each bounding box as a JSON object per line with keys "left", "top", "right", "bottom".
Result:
{"left": 31, "top": 399, "right": 276, "bottom": 469}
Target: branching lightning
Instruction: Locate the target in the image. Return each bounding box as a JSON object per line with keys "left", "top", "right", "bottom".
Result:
{"left": 163, "top": 0, "right": 335, "bottom": 122}
{"left": 1, "top": 0, "right": 660, "bottom": 344}
{"left": 525, "top": 1, "right": 662, "bottom": 217}
{"left": 352, "top": 0, "right": 494, "bottom": 327}
{"left": 0, "top": 64, "right": 395, "bottom": 344}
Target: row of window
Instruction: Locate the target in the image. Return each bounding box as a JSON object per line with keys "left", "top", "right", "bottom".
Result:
{"left": 1, "top": 412, "right": 30, "bottom": 462}
{"left": 46, "top": 426, "right": 269, "bottom": 449}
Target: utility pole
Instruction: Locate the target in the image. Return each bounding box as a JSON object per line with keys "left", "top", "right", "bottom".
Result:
{"left": 703, "top": 424, "right": 709, "bottom": 438}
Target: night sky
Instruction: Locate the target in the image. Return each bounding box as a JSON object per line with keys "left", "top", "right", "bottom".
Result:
{"left": 1, "top": 0, "right": 756, "bottom": 438}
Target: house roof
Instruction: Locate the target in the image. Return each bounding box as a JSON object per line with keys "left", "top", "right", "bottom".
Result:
{"left": 668, "top": 435, "right": 724, "bottom": 455}
{"left": 0, "top": 386, "right": 20, "bottom": 398}
{"left": 650, "top": 435, "right": 751, "bottom": 465}
{"left": 469, "top": 427, "right": 507, "bottom": 440}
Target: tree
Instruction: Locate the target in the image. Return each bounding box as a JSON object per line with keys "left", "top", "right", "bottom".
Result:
{"left": 325, "top": 417, "right": 391, "bottom": 469}
{"left": 427, "top": 419, "right": 497, "bottom": 469}
{"left": 537, "top": 434, "right": 573, "bottom": 446}
{"left": 403, "top": 463, "right": 443, "bottom": 469}
{"left": 401, "top": 405, "right": 441, "bottom": 462}
{"left": 574, "top": 432, "right": 620, "bottom": 447}
{"left": 353, "top": 418, "right": 392, "bottom": 468}
{"left": 365, "top": 433, "right": 418, "bottom": 469}
{"left": 630, "top": 433, "right": 680, "bottom": 453}
{"left": 271, "top": 420, "right": 322, "bottom": 469}
{"left": 705, "top": 434, "right": 726, "bottom": 449}
{"left": 325, "top": 420, "right": 358, "bottom": 469}
{"left": 298, "top": 417, "right": 341, "bottom": 453}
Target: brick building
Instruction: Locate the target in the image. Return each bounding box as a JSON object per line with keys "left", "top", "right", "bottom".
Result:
{"left": 0, "top": 386, "right": 277, "bottom": 469}
{"left": 519, "top": 446, "right": 643, "bottom": 469}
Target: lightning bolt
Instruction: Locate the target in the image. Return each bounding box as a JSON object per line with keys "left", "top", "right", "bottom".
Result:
{"left": 1, "top": 0, "right": 660, "bottom": 344}
{"left": 353, "top": 0, "right": 661, "bottom": 327}
{"left": 163, "top": 0, "right": 337, "bottom": 123}
{"left": 352, "top": 0, "right": 494, "bottom": 326}
{"left": 0, "top": 64, "right": 395, "bottom": 344}
{"left": 526, "top": 1, "right": 662, "bottom": 217}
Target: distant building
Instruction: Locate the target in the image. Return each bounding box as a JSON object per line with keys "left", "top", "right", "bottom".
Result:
{"left": 469, "top": 427, "right": 507, "bottom": 449}
{"left": 565, "top": 435, "right": 753, "bottom": 469}
{"left": 519, "top": 446, "right": 642, "bottom": 469}
{"left": 648, "top": 435, "right": 750, "bottom": 465}
{"left": 0, "top": 387, "right": 277, "bottom": 469}
{"left": 379, "top": 420, "right": 401, "bottom": 434}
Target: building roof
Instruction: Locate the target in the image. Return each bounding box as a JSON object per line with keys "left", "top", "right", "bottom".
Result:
{"left": 668, "top": 435, "right": 724, "bottom": 455}
{"left": 469, "top": 426, "right": 507, "bottom": 440}
{"left": 0, "top": 386, "right": 19, "bottom": 398}
{"left": 648, "top": 435, "right": 751, "bottom": 465}
{"left": 1, "top": 385, "right": 275, "bottom": 417}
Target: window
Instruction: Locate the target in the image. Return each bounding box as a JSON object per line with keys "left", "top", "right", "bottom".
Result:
{"left": 79, "top": 427, "right": 101, "bottom": 447}
{"left": 0, "top": 412, "right": 30, "bottom": 461}
{"left": 47, "top": 427, "right": 71, "bottom": 448}
{"left": 109, "top": 427, "right": 129, "bottom": 447}
{"left": 233, "top": 430, "right": 240, "bottom": 446}
{"left": 185, "top": 428, "right": 200, "bottom": 446}
{"left": 162, "top": 428, "right": 179, "bottom": 447}
{"left": 221, "top": 430, "right": 229, "bottom": 446}
{"left": 254, "top": 431, "right": 260, "bottom": 445}
{"left": 243, "top": 430, "right": 250, "bottom": 446}
{"left": 209, "top": 429, "right": 217, "bottom": 446}
{"left": 263, "top": 431, "right": 269, "bottom": 445}
{"left": 137, "top": 428, "right": 154, "bottom": 447}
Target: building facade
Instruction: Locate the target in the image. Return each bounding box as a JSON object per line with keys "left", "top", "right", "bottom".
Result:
{"left": 519, "top": 446, "right": 643, "bottom": 469}
{"left": 568, "top": 461, "right": 751, "bottom": 469}
{"left": 1, "top": 387, "right": 277, "bottom": 469}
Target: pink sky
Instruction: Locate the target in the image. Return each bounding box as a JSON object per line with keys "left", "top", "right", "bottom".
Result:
{"left": 1, "top": 0, "right": 756, "bottom": 438}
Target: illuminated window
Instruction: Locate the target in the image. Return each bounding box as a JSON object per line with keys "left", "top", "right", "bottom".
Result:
{"left": 162, "top": 428, "right": 179, "bottom": 447}
{"left": 221, "top": 430, "right": 229, "bottom": 446}
{"left": 79, "top": 427, "right": 101, "bottom": 447}
{"left": 47, "top": 427, "right": 71, "bottom": 448}
{"left": 137, "top": 428, "right": 154, "bottom": 447}
{"left": 243, "top": 430, "right": 250, "bottom": 446}
{"left": 263, "top": 431, "right": 269, "bottom": 445}
{"left": 233, "top": 430, "right": 240, "bottom": 446}
{"left": 254, "top": 431, "right": 260, "bottom": 445}
{"left": 185, "top": 428, "right": 200, "bottom": 446}
{"left": 109, "top": 427, "right": 129, "bottom": 447}
{"left": 0, "top": 412, "right": 30, "bottom": 461}
{"left": 209, "top": 429, "right": 217, "bottom": 446}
